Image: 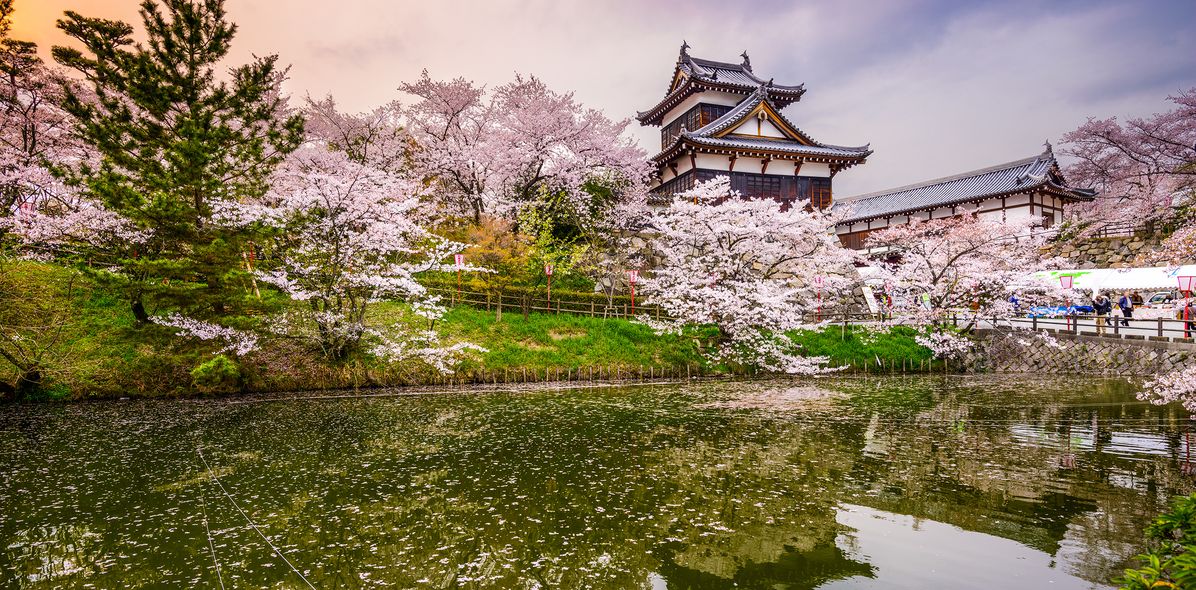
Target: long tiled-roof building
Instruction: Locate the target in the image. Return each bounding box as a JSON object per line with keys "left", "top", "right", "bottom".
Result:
{"left": 639, "top": 43, "right": 872, "bottom": 208}
{"left": 833, "top": 143, "right": 1096, "bottom": 249}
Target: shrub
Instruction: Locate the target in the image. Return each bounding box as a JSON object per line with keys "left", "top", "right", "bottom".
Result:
{"left": 190, "top": 355, "right": 243, "bottom": 395}
{"left": 1119, "top": 494, "right": 1196, "bottom": 589}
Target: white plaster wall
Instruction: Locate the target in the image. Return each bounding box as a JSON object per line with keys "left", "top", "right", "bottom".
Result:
{"left": 1003, "top": 206, "right": 1035, "bottom": 222}
{"left": 758, "top": 119, "right": 786, "bottom": 138}
{"left": 728, "top": 118, "right": 786, "bottom": 138}
{"left": 800, "top": 162, "right": 831, "bottom": 178}
{"left": 673, "top": 157, "right": 693, "bottom": 177}
{"left": 694, "top": 153, "right": 732, "bottom": 171}
{"left": 765, "top": 160, "right": 797, "bottom": 175}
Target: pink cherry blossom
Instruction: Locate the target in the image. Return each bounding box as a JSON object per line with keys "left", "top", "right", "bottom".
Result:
{"left": 1141, "top": 367, "right": 1196, "bottom": 418}
{"left": 914, "top": 331, "right": 972, "bottom": 360}
{"left": 232, "top": 101, "right": 484, "bottom": 368}
{"left": 400, "top": 71, "right": 649, "bottom": 225}
{"left": 1060, "top": 88, "right": 1196, "bottom": 229}
{"left": 150, "top": 313, "right": 258, "bottom": 357}
{"left": 638, "top": 176, "right": 857, "bottom": 374}
{"left": 865, "top": 212, "right": 1056, "bottom": 325}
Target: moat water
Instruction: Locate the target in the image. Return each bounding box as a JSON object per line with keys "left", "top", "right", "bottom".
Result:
{"left": 1, "top": 375, "right": 1192, "bottom": 589}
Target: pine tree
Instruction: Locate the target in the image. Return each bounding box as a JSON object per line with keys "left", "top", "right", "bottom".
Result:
{"left": 51, "top": 0, "right": 303, "bottom": 322}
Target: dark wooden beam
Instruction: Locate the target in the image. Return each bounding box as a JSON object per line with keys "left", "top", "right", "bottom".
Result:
{"left": 728, "top": 154, "right": 737, "bottom": 173}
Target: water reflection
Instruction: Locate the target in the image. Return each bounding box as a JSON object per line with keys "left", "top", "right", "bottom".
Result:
{"left": 0, "top": 375, "right": 1190, "bottom": 588}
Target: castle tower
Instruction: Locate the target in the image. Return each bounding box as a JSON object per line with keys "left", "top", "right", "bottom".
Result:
{"left": 638, "top": 43, "right": 871, "bottom": 208}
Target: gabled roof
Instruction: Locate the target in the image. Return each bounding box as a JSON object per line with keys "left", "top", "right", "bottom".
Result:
{"left": 637, "top": 43, "right": 806, "bottom": 126}
{"left": 834, "top": 144, "right": 1096, "bottom": 224}
{"left": 650, "top": 86, "right": 872, "bottom": 165}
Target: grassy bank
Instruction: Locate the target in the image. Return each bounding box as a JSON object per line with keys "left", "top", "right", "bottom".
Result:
{"left": 0, "top": 261, "right": 939, "bottom": 400}
{"left": 794, "top": 325, "right": 944, "bottom": 373}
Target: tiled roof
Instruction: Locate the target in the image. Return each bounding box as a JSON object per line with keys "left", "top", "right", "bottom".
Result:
{"left": 834, "top": 147, "right": 1096, "bottom": 223}
{"left": 684, "top": 135, "right": 872, "bottom": 158}
{"left": 637, "top": 44, "right": 805, "bottom": 126}
{"left": 682, "top": 56, "right": 804, "bottom": 92}
{"left": 649, "top": 87, "right": 871, "bottom": 163}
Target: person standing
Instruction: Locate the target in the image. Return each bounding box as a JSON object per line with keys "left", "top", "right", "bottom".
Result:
{"left": 1094, "top": 293, "right": 1111, "bottom": 335}
{"left": 1118, "top": 290, "right": 1134, "bottom": 327}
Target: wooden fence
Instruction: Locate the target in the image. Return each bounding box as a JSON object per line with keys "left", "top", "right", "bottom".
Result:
{"left": 426, "top": 286, "right": 670, "bottom": 320}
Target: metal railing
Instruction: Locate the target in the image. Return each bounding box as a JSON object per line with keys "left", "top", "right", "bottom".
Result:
{"left": 1011, "top": 312, "right": 1196, "bottom": 342}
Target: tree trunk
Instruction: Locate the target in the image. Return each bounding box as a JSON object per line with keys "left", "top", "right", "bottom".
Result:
{"left": 131, "top": 298, "right": 149, "bottom": 323}
{"left": 14, "top": 367, "right": 41, "bottom": 400}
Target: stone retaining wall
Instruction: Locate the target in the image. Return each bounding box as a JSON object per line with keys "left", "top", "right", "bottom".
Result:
{"left": 1047, "top": 235, "right": 1164, "bottom": 269}
{"left": 971, "top": 330, "right": 1193, "bottom": 376}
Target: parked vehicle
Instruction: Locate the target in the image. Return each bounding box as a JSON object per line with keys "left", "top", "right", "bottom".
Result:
{"left": 1026, "top": 304, "right": 1095, "bottom": 318}
{"left": 1143, "top": 291, "right": 1177, "bottom": 307}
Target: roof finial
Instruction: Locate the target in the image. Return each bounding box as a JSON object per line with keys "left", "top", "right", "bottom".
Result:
{"left": 680, "top": 40, "right": 690, "bottom": 59}
{"left": 1043, "top": 139, "right": 1054, "bottom": 155}
{"left": 740, "top": 50, "right": 752, "bottom": 71}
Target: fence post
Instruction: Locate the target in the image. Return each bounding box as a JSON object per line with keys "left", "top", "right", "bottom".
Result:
{"left": 1032, "top": 315, "right": 1037, "bottom": 331}
{"left": 1159, "top": 318, "right": 1165, "bottom": 339}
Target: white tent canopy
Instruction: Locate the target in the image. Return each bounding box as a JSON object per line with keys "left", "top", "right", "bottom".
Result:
{"left": 1026, "top": 265, "right": 1196, "bottom": 293}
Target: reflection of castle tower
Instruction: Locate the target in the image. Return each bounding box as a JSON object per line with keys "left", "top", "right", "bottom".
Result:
{"left": 637, "top": 42, "right": 872, "bottom": 208}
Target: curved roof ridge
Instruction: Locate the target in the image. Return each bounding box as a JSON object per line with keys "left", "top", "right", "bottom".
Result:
{"left": 835, "top": 148, "right": 1093, "bottom": 224}
{"left": 846, "top": 154, "right": 1043, "bottom": 202}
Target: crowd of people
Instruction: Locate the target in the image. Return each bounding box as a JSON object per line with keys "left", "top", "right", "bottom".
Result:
{"left": 1090, "top": 290, "right": 1195, "bottom": 336}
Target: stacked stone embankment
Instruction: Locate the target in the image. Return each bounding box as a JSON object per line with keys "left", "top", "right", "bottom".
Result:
{"left": 972, "top": 330, "right": 1193, "bottom": 376}
{"left": 1047, "top": 235, "right": 1164, "bottom": 269}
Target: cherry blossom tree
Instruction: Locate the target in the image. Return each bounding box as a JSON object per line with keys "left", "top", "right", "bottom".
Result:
{"left": 0, "top": 0, "right": 96, "bottom": 243}
{"left": 1141, "top": 222, "right": 1196, "bottom": 266}
{"left": 150, "top": 312, "right": 258, "bottom": 357}
{"left": 638, "top": 177, "right": 856, "bottom": 374}
{"left": 400, "top": 71, "right": 648, "bottom": 227}
{"left": 864, "top": 212, "right": 1054, "bottom": 326}
{"left": 238, "top": 102, "right": 484, "bottom": 368}
{"left": 862, "top": 212, "right": 1071, "bottom": 361}
{"left": 1060, "top": 88, "right": 1196, "bottom": 228}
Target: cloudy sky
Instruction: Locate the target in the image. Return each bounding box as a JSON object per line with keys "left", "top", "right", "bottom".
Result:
{"left": 11, "top": 0, "right": 1196, "bottom": 196}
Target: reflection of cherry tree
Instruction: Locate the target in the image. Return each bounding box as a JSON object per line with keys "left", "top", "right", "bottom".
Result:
{"left": 639, "top": 177, "right": 856, "bottom": 374}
